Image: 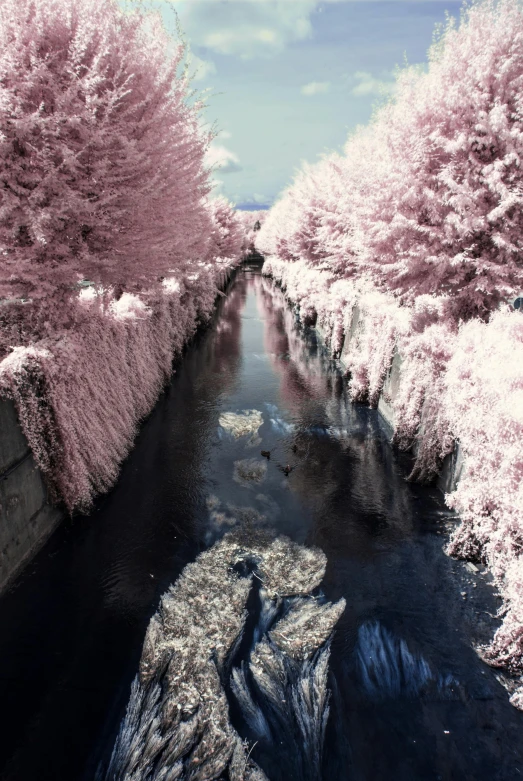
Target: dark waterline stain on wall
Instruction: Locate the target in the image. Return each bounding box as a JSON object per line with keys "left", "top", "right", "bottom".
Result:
{"left": 0, "top": 267, "right": 521, "bottom": 781}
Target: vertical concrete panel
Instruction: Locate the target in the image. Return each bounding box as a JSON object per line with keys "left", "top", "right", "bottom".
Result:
{"left": 339, "top": 305, "right": 361, "bottom": 371}
{"left": 0, "top": 399, "right": 30, "bottom": 472}
{"left": 377, "top": 348, "right": 403, "bottom": 437}
{"left": 437, "top": 443, "right": 465, "bottom": 495}
{"left": 0, "top": 398, "right": 62, "bottom": 592}
{"left": 368, "top": 331, "right": 466, "bottom": 496}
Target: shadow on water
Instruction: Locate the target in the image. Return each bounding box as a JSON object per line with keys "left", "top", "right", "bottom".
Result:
{"left": 0, "top": 266, "right": 521, "bottom": 780}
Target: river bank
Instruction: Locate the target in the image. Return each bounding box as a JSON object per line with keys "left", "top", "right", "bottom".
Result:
{"left": 260, "top": 254, "right": 523, "bottom": 710}
{"left": 0, "top": 261, "right": 238, "bottom": 593}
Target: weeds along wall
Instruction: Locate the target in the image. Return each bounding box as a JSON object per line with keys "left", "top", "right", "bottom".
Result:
{"left": 0, "top": 261, "right": 237, "bottom": 516}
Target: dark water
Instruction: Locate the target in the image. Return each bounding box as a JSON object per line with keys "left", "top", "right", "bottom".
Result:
{"left": 0, "top": 266, "right": 522, "bottom": 781}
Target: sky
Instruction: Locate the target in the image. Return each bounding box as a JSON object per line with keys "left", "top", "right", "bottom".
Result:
{"left": 151, "top": 0, "right": 463, "bottom": 210}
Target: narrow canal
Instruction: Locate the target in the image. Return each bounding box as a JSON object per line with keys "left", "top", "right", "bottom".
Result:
{"left": 0, "top": 265, "right": 521, "bottom": 781}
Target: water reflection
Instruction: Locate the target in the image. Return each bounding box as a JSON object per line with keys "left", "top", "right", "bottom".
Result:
{"left": 356, "top": 621, "right": 458, "bottom": 701}
{"left": 0, "top": 267, "right": 521, "bottom": 781}
{"left": 0, "top": 274, "right": 248, "bottom": 781}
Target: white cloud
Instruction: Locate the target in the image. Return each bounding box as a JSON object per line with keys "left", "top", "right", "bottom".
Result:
{"left": 173, "top": 1, "right": 447, "bottom": 4}
{"left": 351, "top": 70, "right": 395, "bottom": 96}
{"left": 218, "top": 130, "right": 232, "bottom": 140}
{"left": 170, "top": 0, "right": 318, "bottom": 59}
{"left": 168, "top": 1, "right": 449, "bottom": 60}
{"left": 205, "top": 144, "right": 243, "bottom": 174}
{"left": 187, "top": 53, "right": 217, "bottom": 81}
{"left": 234, "top": 192, "right": 272, "bottom": 209}
{"left": 301, "top": 80, "right": 331, "bottom": 96}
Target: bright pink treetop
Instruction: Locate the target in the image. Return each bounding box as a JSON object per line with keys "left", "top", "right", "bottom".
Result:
{"left": 0, "top": 0, "right": 213, "bottom": 304}
{"left": 258, "top": 0, "right": 523, "bottom": 320}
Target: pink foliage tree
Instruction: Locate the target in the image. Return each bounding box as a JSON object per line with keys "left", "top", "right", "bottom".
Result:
{"left": 360, "top": 0, "right": 523, "bottom": 319}
{"left": 0, "top": 0, "right": 243, "bottom": 513}
{"left": 236, "top": 208, "right": 267, "bottom": 255}
{"left": 206, "top": 196, "right": 244, "bottom": 263}
{"left": 259, "top": 0, "right": 523, "bottom": 320}
{"left": 0, "top": 0, "right": 213, "bottom": 341}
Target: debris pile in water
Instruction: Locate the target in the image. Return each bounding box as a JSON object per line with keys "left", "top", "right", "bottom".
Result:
{"left": 219, "top": 410, "right": 264, "bottom": 444}
{"left": 100, "top": 527, "right": 345, "bottom": 781}
{"left": 233, "top": 459, "right": 268, "bottom": 486}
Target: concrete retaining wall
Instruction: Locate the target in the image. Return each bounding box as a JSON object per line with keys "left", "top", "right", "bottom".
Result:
{"left": 377, "top": 347, "right": 402, "bottom": 440}
{"left": 0, "top": 399, "right": 62, "bottom": 592}
{"left": 375, "top": 346, "right": 464, "bottom": 494}
{"left": 339, "top": 304, "right": 360, "bottom": 370}
{"left": 321, "top": 305, "right": 464, "bottom": 496}
{"left": 0, "top": 271, "right": 243, "bottom": 594}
